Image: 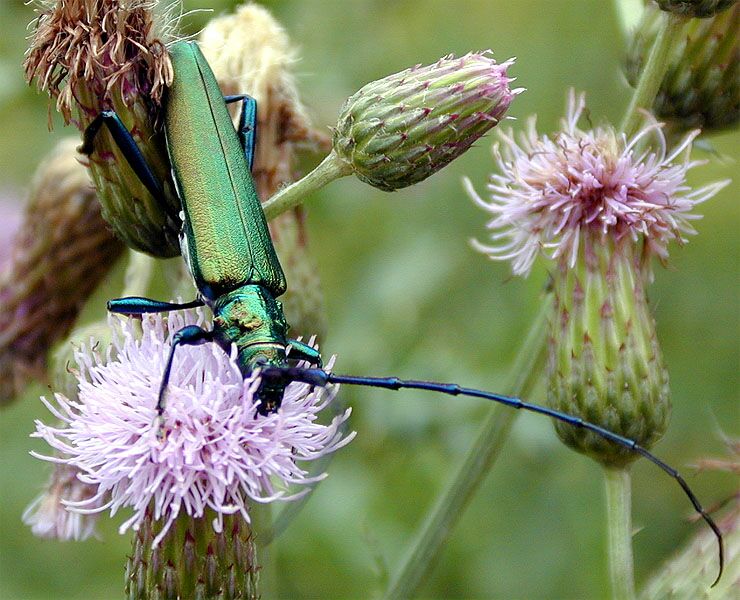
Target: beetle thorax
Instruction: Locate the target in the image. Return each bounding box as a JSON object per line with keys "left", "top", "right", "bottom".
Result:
{"left": 212, "top": 285, "right": 289, "bottom": 377}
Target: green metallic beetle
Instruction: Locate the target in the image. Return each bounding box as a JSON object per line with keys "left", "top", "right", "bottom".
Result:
{"left": 80, "top": 41, "right": 722, "bottom": 581}
{"left": 85, "top": 41, "right": 320, "bottom": 416}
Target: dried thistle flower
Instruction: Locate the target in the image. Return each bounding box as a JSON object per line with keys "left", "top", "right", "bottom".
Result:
{"left": 334, "top": 52, "right": 521, "bottom": 191}
{"left": 199, "top": 2, "right": 328, "bottom": 339}
{"left": 25, "top": 0, "right": 182, "bottom": 257}
{"left": 23, "top": 463, "right": 102, "bottom": 541}
{"left": 467, "top": 92, "right": 728, "bottom": 465}
{"left": 0, "top": 138, "right": 124, "bottom": 405}
{"left": 31, "top": 308, "right": 354, "bottom": 547}
{"left": 626, "top": 3, "right": 739, "bottom": 134}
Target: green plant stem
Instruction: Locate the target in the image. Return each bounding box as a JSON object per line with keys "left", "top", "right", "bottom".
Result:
{"left": 620, "top": 11, "right": 686, "bottom": 138}
{"left": 262, "top": 152, "right": 352, "bottom": 219}
{"left": 384, "top": 296, "right": 551, "bottom": 600}
{"left": 604, "top": 467, "right": 636, "bottom": 600}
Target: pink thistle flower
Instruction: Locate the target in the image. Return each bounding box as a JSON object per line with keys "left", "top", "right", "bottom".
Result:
{"left": 466, "top": 90, "right": 729, "bottom": 276}
{"left": 31, "top": 309, "right": 354, "bottom": 546}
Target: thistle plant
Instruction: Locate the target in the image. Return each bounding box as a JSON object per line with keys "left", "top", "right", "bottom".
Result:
{"left": 462, "top": 62, "right": 729, "bottom": 600}
{"left": 626, "top": 3, "right": 739, "bottom": 134}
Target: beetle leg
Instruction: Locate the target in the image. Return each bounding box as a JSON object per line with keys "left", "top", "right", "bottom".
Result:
{"left": 108, "top": 296, "right": 205, "bottom": 315}
{"left": 223, "top": 94, "right": 257, "bottom": 171}
{"left": 80, "top": 110, "right": 165, "bottom": 202}
{"left": 287, "top": 339, "right": 323, "bottom": 367}
{"left": 156, "top": 325, "right": 215, "bottom": 421}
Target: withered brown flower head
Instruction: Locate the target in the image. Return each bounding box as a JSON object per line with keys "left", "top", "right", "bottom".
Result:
{"left": 25, "top": 0, "right": 182, "bottom": 257}
{"left": 25, "top": 0, "right": 174, "bottom": 123}
{"left": 0, "top": 138, "right": 124, "bottom": 405}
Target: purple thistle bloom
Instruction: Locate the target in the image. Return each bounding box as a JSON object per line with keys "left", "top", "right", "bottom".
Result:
{"left": 31, "top": 309, "right": 354, "bottom": 546}
{"left": 466, "top": 91, "right": 729, "bottom": 276}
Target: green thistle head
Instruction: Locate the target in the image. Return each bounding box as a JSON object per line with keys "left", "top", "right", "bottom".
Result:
{"left": 334, "top": 52, "right": 520, "bottom": 191}
{"left": 626, "top": 3, "right": 738, "bottom": 133}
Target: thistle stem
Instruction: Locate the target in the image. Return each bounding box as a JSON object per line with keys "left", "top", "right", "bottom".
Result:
{"left": 121, "top": 250, "right": 155, "bottom": 297}
{"left": 384, "top": 296, "right": 551, "bottom": 599}
{"left": 620, "top": 11, "right": 686, "bottom": 138}
{"left": 604, "top": 467, "right": 636, "bottom": 600}
{"left": 262, "top": 152, "right": 352, "bottom": 219}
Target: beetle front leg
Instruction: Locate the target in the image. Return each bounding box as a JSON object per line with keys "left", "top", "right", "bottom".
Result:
{"left": 108, "top": 297, "right": 205, "bottom": 315}
{"left": 157, "top": 325, "right": 215, "bottom": 423}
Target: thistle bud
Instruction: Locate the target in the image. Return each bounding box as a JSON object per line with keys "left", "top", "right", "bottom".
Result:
{"left": 25, "top": 0, "right": 182, "bottom": 257}
{"left": 625, "top": 4, "right": 739, "bottom": 133}
{"left": 548, "top": 237, "right": 670, "bottom": 466}
{"left": 126, "top": 510, "right": 260, "bottom": 600}
{"left": 334, "top": 52, "right": 520, "bottom": 191}
{"left": 656, "top": 0, "right": 736, "bottom": 18}
{"left": 199, "top": 3, "right": 328, "bottom": 339}
{"left": 0, "top": 138, "right": 124, "bottom": 404}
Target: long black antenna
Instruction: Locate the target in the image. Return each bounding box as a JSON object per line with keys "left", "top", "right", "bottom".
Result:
{"left": 260, "top": 366, "right": 724, "bottom": 586}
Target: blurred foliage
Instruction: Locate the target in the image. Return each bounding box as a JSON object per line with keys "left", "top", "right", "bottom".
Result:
{"left": 0, "top": 1, "right": 737, "bottom": 599}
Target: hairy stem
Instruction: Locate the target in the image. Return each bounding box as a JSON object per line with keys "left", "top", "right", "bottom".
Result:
{"left": 384, "top": 296, "right": 551, "bottom": 599}
{"left": 620, "top": 11, "right": 686, "bottom": 138}
{"left": 604, "top": 467, "right": 636, "bottom": 600}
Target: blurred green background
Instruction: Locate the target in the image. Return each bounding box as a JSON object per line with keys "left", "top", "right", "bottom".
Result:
{"left": 0, "top": 1, "right": 737, "bottom": 598}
